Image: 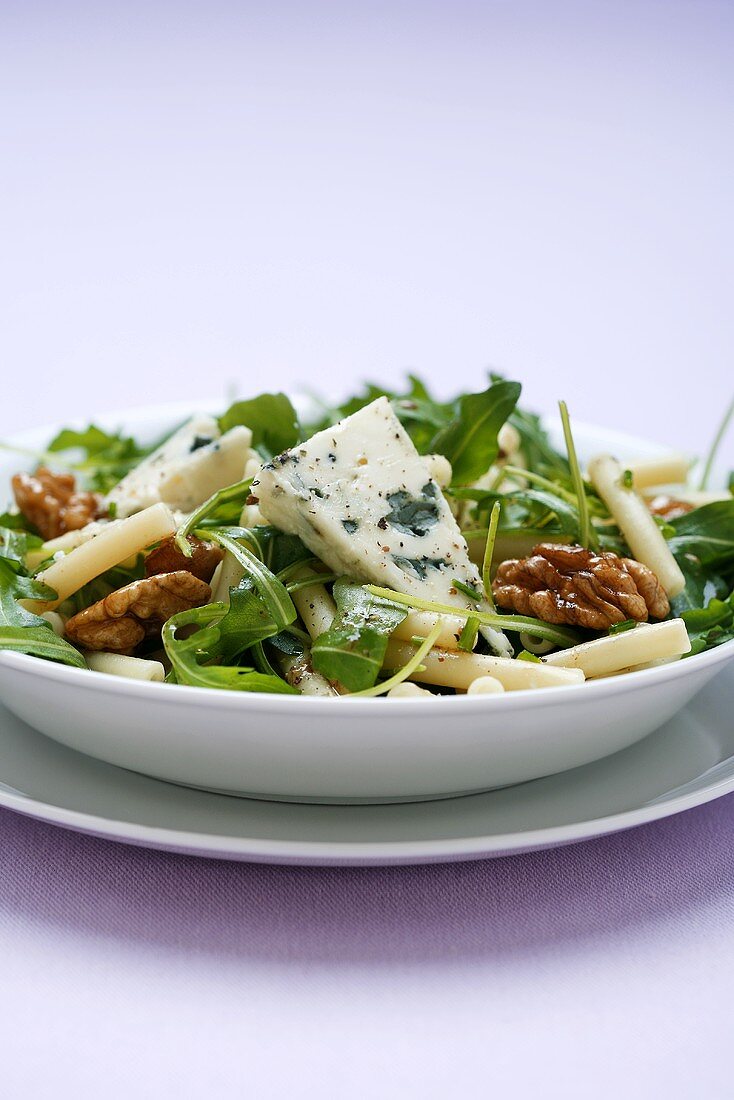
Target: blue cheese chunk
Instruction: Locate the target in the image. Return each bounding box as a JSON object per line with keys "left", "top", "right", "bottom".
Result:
{"left": 253, "top": 397, "right": 511, "bottom": 656}
{"left": 107, "top": 416, "right": 254, "bottom": 518}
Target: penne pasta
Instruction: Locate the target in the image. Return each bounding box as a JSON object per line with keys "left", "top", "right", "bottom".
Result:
{"left": 383, "top": 639, "right": 585, "bottom": 691}
{"left": 32, "top": 502, "right": 177, "bottom": 610}
{"left": 392, "top": 610, "right": 472, "bottom": 650}
{"left": 85, "top": 652, "right": 166, "bottom": 681}
{"left": 542, "top": 619, "right": 691, "bottom": 678}
{"left": 587, "top": 454, "right": 686, "bottom": 596}
{"left": 626, "top": 453, "right": 691, "bottom": 490}
{"left": 291, "top": 572, "right": 338, "bottom": 640}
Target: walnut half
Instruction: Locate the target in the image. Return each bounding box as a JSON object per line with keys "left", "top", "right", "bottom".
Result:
{"left": 12, "top": 467, "right": 103, "bottom": 541}
{"left": 492, "top": 542, "right": 671, "bottom": 630}
{"left": 144, "top": 535, "right": 224, "bottom": 582}
{"left": 65, "top": 571, "right": 211, "bottom": 653}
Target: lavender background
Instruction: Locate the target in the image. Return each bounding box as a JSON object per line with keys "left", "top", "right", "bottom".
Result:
{"left": 1, "top": 1, "right": 733, "bottom": 454}
{"left": 1, "top": 2, "right": 734, "bottom": 1096}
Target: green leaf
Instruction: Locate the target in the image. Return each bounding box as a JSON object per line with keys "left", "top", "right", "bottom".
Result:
{"left": 215, "top": 583, "right": 283, "bottom": 661}
{"left": 311, "top": 579, "right": 407, "bottom": 691}
{"left": 667, "top": 500, "right": 734, "bottom": 571}
{"left": 681, "top": 591, "right": 734, "bottom": 656}
{"left": 0, "top": 525, "right": 42, "bottom": 571}
{"left": 200, "top": 528, "right": 297, "bottom": 631}
{"left": 430, "top": 379, "right": 522, "bottom": 485}
{"left": 219, "top": 393, "right": 300, "bottom": 460}
{"left": 508, "top": 406, "right": 569, "bottom": 480}
{"left": 161, "top": 603, "right": 297, "bottom": 693}
{"left": 47, "top": 423, "right": 152, "bottom": 493}
{"left": 0, "top": 560, "right": 86, "bottom": 668}
{"left": 241, "top": 526, "right": 313, "bottom": 575}
{"left": 175, "top": 478, "right": 252, "bottom": 550}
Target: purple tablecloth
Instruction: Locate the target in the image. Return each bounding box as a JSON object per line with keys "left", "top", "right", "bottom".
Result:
{"left": 2, "top": 794, "right": 733, "bottom": 1095}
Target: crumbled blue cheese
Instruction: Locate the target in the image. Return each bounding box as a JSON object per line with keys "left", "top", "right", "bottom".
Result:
{"left": 252, "top": 397, "right": 511, "bottom": 656}
{"left": 106, "top": 416, "right": 255, "bottom": 518}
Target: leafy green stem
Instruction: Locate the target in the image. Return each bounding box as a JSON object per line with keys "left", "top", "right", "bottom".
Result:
{"left": 175, "top": 478, "right": 252, "bottom": 554}
{"left": 482, "top": 501, "right": 501, "bottom": 607}
{"left": 558, "top": 400, "right": 593, "bottom": 548}
{"left": 364, "top": 584, "right": 580, "bottom": 648}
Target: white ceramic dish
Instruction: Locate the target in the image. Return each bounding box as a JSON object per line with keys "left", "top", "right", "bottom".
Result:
{"left": 0, "top": 662, "right": 732, "bottom": 864}
{"left": 0, "top": 404, "right": 732, "bottom": 804}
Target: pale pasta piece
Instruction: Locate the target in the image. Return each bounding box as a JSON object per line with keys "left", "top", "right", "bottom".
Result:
{"left": 85, "top": 652, "right": 166, "bottom": 682}
{"left": 386, "top": 682, "right": 434, "bottom": 698}
{"left": 587, "top": 454, "right": 686, "bottom": 596}
{"left": 239, "top": 456, "right": 265, "bottom": 526}
{"left": 31, "top": 502, "right": 177, "bottom": 611}
{"left": 626, "top": 453, "right": 690, "bottom": 490}
{"left": 291, "top": 572, "right": 337, "bottom": 640}
{"left": 392, "top": 610, "right": 472, "bottom": 650}
{"left": 25, "top": 520, "right": 120, "bottom": 570}
{"left": 383, "top": 639, "right": 584, "bottom": 691}
{"left": 467, "top": 675, "right": 505, "bottom": 695}
{"left": 641, "top": 488, "right": 729, "bottom": 506}
{"left": 211, "top": 553, "right": 245, "bottom": 604}
{"left": 518, "top": 632, "right": 556, "bottom": 656}
{"left": 281, "top": 652, "right": 339, "bottom": 697}
{"left": 542, "top": 619, "right": 690, "bottom": 679}
{"left": 40, "top": 610, "right": 66, "bottom": 637}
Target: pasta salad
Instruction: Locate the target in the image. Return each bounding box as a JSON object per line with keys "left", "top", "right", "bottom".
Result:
{"left": 1, "top": 378, "right": 732, "bottom": 698}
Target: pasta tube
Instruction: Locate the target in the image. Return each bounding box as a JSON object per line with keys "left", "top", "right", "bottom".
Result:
{"left": 542, "top": 619, "right": 690, "bottom": 678}
{"left": 467, "top": 676, "right": 505, "bottom": 695}
{"left": 587, "top": 454, "right": 685, "bottom": 596}
{"left": 386, "top": 682, "right": 434, "bottom": 698}
{"left": 291, "top": 572, "right": 337, "bottom": 640}
{"left": 40, "top": 610, "right": 66, "bottom": 636}
{"left": 383, "top": 640, "right": 585, "bottom": 691}
{"left": 85, "top": 652, "right": 166, "bottom": 682}
{"left": 281, "top": 652, "right": 339, "bottom": 697}
{"left": 33, "top": 502, "right": 176, "bottom": 610}
{"left": 392, "top": 610, "right": 473, "bottom": 650}
{"left": 211, "top": 553, "right": 246, "bottom": 604}
{"left": 626, "top": 453, "right": 690, "bottom": 490}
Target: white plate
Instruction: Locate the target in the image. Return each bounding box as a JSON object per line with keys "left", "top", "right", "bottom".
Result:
{"left": 0, "top": 663, "right": 732, "bottom": 864}
{"left": 0, "top": 404, "right": 732, "bottom": 803}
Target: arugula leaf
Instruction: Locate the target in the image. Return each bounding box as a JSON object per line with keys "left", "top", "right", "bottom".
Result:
{"left": 667, "top": 500, "right": 734, "bottom": 571}
{"left": 430, "top": 379, "right": 522, "bottom": 485}
{"left": 311, "top": 579, "right": 407, "bottom": 691}
{"left": 200, "top": 528, "right": 297, "bottom": 631}
{"left": 0, "top": 560, "right": 86, "bottom": 668}
{"left": 162, "top": 603, "right": 296, "bottom": 693}
{"left": 219, "top": 393, "right": 300, "bottom": 460}
{"left": 669, "top": 558, "right": 730, "bottom": 617}
{"left": 508, "top": 405, "right": 569, "bottom": 480}
{"left": 175, "top": 477, "right": 253, "bottom": 550}
{"left": 0, "top": 524, "right": 42, "bottom": 571}
{"left": 47, "top": 424, "right": 151, "bottom": 493}
{"left": 215, "top": 583, "right": 283, "bottom": 661}
{"left": 239, "top": 526, "right": 312, "bottom": 575}
{"left": 681, "top": 591, "right": 734, "bottom": 656}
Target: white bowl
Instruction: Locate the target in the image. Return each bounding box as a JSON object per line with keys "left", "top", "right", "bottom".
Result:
{"left": 0, "top": 403, "right": 731, "bottom": 804}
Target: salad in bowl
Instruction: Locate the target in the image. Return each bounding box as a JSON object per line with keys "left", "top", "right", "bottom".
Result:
{"left": 1, "top": 377, "right": 732, "bottom": 703}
